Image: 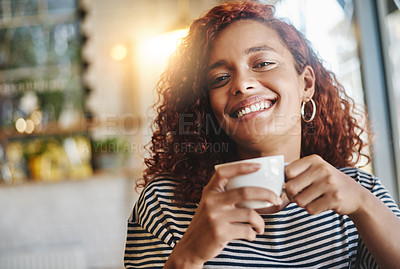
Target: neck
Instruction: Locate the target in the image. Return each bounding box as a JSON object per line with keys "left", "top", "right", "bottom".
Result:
{"left": 236, "top": 134, "right": 301, "bottom": 163}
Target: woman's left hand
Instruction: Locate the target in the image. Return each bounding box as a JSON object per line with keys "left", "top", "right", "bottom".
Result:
{"left": 285, "top": 154, "right": 400, "bottom": 268}
{"left": 284, "top": 154, "right": 368, "bottom": 216}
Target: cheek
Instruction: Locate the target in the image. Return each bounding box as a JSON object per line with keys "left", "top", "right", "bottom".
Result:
{"left": 209, "top": 93, "right": 226, "bottom": 118}
{"left": 209, "top": 95, "right": 229, "bottom": 133}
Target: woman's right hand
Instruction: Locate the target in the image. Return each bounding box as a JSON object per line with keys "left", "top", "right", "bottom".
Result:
{"left": 165, "top": 163, "right": 282, "bottom": 268}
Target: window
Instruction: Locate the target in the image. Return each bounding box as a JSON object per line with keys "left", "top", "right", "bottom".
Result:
{"left": 274, "top": 0, "right": 399, "bottom": 202}
{"left": 379, "top": 0, "right": 400, "bottom": 201}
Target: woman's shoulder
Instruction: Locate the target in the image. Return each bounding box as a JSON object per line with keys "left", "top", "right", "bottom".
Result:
{"left": 128, "top": 177, "right": 176, "bottom": 221}
{"left": 338, "top": 167, "right": 399, "bottom": 209}
{"left": 338, "top": 166, "right": 384, "bottom": 193}
{"left": 135, "top": 176, "right": 196, "bottom": 212}
{"left": 338, "top": 166, "right": 376, "bottom": 185}
{"left": 135, "top": 177, "right": 179, "bottom": 207}
{"left": 132, "top": 176, "right": 196, "bottom": 241}
{"left": 126, "top": 177, "right": 188, "bottom": 252}
{"left": 144, "top": 177, "right": 180, "bottom": 192}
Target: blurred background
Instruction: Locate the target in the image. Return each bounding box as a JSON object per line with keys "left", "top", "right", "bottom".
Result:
{"left": 0, "top": 0, "right": 399, "bottom": 268}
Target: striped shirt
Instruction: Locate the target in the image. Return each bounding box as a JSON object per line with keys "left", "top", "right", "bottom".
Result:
{"left": 124, "top": 167, "right": 400, "bottom": 268}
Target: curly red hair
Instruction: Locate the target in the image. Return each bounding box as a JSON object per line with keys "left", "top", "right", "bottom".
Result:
{"left": 137, "top": 0, "right": 370, "bottom": 205}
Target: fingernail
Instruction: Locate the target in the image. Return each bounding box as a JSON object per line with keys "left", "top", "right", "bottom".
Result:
{"left": 249, "top": 163, "right": 261, "bottom": 169}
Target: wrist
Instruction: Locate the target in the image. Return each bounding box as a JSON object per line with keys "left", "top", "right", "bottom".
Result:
{"left": 347, "top": 187, "right": 374, "bottom": 221}
{"left": 165, "top": 246, "right": 204, "bottom": 269}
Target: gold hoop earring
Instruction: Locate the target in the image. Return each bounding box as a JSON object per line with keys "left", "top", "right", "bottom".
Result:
{"left": 301, "top": 98, "right": 316, "bottom": 122}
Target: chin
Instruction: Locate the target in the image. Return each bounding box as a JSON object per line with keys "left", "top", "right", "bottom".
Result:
{"left": 228, "top": 122, "right": 272, "bottom": 139}
{"left": 230, "top": 131, "right": 270, "bottom": 147}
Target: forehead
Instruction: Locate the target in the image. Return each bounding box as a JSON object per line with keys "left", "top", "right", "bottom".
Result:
{"left": 209, "top": 19, "right": 288, "bottom": 60}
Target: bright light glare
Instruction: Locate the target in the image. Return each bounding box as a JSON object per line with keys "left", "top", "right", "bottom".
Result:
{"left": 30, "top": 110, "right": 42, "bottom": 125}
{"left": 111, "top": 44, "right": 128, "bottom": 61}
{"left": 138, "top": 29, "right": 188, "bottom": 66}
{"left": 275, "top": 0, "right": 346, "bottom": 72}
{"left": 25, "top": 119, "right": 35, "bottom": 134}
{"left": 15, "top": 118, "right": 27, "bottom": 133}
{"left": 136, "top": 28, "right": 189, "bottom": 125}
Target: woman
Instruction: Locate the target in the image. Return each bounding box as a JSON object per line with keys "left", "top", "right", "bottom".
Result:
{"left": 124, "top": 1, "right": 400, "bottom": 268}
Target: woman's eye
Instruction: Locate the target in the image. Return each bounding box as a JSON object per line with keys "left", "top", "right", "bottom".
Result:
{"left": 253, "top": 61, "right": 273, "bottom": 70}
{"left": 208, "top": 75, "right": 230, "bottom": 89}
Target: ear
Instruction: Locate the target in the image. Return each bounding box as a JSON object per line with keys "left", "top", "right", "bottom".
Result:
{"left": 300, "top": 65, "right": 315, "bottom": 100}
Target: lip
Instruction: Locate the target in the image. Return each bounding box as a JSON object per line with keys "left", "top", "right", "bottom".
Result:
{"left": 229, "top": 95, "right": 277, "bottom": 117}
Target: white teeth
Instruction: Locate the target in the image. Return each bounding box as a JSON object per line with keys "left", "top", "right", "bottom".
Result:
{"left": 236, "top": 100, "right": 273, "bottom": 118}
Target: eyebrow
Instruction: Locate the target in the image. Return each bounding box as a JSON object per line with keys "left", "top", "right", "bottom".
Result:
{"left": 207, "top": 45, "right": 277, "bottom": 72}
{"left": 207, "top": 60, "right": 227, "bottom": 72}
{"left": 245, "top": 45, "right": 277, "bottom": 55}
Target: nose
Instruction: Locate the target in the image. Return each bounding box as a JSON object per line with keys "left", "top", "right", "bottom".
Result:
{"left": 230, "top": 71, "right": 256, "bottom": 96}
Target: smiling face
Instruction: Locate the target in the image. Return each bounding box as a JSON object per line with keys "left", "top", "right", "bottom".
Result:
{"left": 207, "top": 19, "right": 315, "bottom": 161}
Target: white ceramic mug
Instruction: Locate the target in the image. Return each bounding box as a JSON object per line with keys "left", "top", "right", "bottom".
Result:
{"left": 214, "top": 155, "right": 285, "bottom": 209}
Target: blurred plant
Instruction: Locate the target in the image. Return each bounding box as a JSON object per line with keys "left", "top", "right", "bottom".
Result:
{"left": 23, "top": 136, "right": 92, "bottom": 181}
{"left": 92, "top": 137, "right": 130, "bottom": 171}
{"left": 36, "top": 90, "right": 64, "bottom": 122}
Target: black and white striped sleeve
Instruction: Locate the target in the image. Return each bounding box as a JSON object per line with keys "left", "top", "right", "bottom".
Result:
{"left": 340, "top": 167, "right": 400, "bottom": 269}
{"left": 124, "top": 179, "right": 179, "bottom": 269}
